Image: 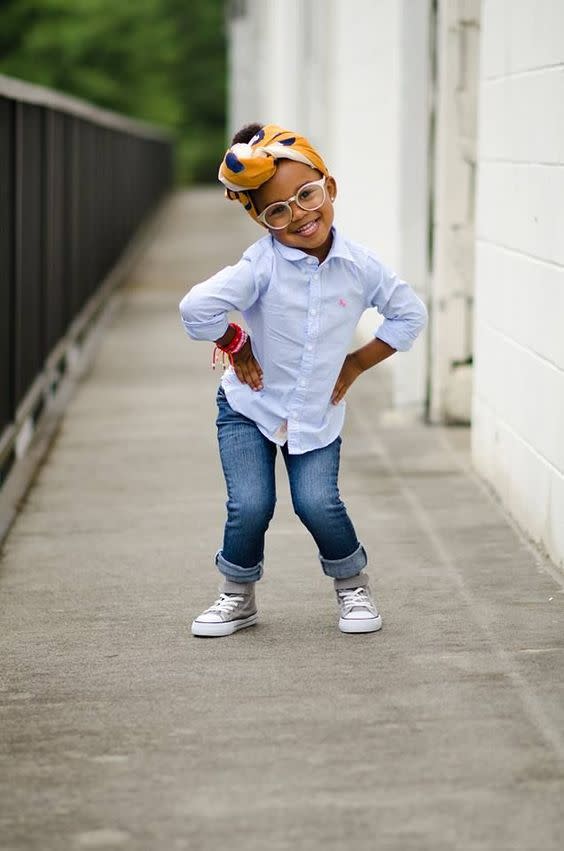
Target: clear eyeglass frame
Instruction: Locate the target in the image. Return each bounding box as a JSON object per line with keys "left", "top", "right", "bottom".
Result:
{"left": 256, "top": 176, "right": 327, "bottom": 229}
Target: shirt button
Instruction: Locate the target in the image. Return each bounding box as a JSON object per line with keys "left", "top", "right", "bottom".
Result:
{"left": 306, "top": 344, "right": 313, "bottom": 351}
{"left": 310, "top": 309, "right": 317, "bottom": 316}
{"left": 299, "top": 380, "right": 306, "bottom": 387}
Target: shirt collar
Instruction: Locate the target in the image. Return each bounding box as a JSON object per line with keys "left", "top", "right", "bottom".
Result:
{"left": 271, "top": 226, "right": 359, "bottom": 267}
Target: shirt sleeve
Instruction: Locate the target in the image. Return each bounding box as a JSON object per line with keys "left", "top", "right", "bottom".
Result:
{"left": 364, "top": 255, "right": 428, "bottom": 352}
{"left": 178, "top": 255, "right": 259, "bottom": 341}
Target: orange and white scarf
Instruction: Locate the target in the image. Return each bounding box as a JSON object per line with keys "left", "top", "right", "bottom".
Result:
{"left": 218, "top": 124, "right": 329, "bottom": 223}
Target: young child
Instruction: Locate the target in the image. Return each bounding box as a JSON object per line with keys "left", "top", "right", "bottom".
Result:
{"left": 179, "top": 123, "right": 427, "bottom": 637}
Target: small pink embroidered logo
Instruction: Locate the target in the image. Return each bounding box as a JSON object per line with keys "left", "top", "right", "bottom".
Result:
{"left": 338, "top": 298, "right": 347, "bottom": 307}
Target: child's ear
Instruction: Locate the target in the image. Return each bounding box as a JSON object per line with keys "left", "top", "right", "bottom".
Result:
{"left": 327, "top": 176, "right": 337, "bottom": 202}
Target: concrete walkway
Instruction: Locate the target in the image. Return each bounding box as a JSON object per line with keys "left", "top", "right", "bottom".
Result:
{"left": 1, "top": 189, "right": 563, "bottom": 851}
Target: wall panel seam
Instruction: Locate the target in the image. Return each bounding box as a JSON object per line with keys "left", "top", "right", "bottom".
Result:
{"left": 477, "top": 317, "right": 564, "bottom": 375}
{"left": 475, "top": 238, "right": 564, "bottom": 270}
{"left": 482, "top": 61, "right": 564, "bottom": 83}
{"left": 480, "top": 160, "right": 564, "bottom": 167}
{"left": 474, "top": 393, "right": 564, "bottom": 479}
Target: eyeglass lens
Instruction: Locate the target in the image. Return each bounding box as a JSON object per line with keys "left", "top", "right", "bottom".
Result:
{"left": 264, "top": 182, "right": 325, "bottom": 228}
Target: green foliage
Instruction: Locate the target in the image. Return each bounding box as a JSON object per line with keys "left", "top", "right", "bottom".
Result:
{"left": 0, "top": 0, "right": 227, "bottom": 183}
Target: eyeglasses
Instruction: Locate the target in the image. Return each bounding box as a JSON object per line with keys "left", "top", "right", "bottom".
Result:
{"left": 256, "top": 176, "right": 327, "bottom": 229}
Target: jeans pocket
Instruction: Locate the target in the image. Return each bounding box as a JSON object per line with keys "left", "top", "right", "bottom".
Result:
{"left": 216, "top": 385, "right": 243, "bottom": 429}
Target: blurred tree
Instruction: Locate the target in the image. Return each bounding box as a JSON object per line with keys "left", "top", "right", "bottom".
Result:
{"left": 163, "top": 0, "right": 226, "bottom": 183}
{"left": 0, "top": 0, "right": 227, "bottom": 183}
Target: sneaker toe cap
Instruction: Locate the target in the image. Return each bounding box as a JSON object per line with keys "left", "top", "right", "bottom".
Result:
{"left": 344, "top": 608, "right": 378, "bottom": 620}
{"left": 195, "top": 612, "right": 224, "bottom": 624}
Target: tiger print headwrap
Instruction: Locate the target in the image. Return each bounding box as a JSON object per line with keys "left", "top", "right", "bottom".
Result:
{"left": 218, "top": 124, "right": 329, "bottom": 224}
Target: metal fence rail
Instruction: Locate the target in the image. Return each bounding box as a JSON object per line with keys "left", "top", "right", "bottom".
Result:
{"left": 0, "top": 75, "right": 173, "bottom": 484}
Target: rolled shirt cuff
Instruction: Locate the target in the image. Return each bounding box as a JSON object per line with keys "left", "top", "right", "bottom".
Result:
{"left": 180, "top": 315, "right": 230, "bottom": 342}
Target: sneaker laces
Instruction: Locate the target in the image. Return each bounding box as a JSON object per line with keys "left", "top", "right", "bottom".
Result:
{"left": 205, "top": 593, "right": 245, "bottom": 615}
{"left": 337, "top": 586, "right": 375, "bottom": 615}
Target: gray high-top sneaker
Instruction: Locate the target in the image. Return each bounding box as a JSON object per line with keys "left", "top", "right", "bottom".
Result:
{"left": 191, "top": 580, "right": 257, "bottom": 637}
{"left": 334, "top": 573, "right": 382, "bottom": 634}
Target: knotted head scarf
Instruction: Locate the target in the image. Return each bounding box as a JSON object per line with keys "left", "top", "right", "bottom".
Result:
{"left": 218, "top": 124, "right": 329, "bottom": 223}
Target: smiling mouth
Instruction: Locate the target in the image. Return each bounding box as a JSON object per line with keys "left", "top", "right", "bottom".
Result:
{"left": 293, "top": 219, "right": 320, "bottom": 237}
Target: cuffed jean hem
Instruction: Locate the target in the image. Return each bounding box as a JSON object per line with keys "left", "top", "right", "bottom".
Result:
{"left": 215, "top": 549, "right": 264, "bottom": 584}
{"left": 318, "top": 542, "right": 368, "bottom": 579}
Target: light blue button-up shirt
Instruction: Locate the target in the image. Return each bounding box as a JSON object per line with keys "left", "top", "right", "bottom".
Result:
{"left": 179, "top": 227, "right": 427, "bottom": 454}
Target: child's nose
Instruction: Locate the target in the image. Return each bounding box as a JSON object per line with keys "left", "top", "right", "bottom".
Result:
{"left": 290, "top": 201, "right": 307, "bottom": 221}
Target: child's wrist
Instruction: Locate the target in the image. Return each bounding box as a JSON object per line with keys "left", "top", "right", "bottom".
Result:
{"left": 211, "top": 323, "right": 249, "bottom": 371}
{"left": 219, "top": 323, "right": 248, "bottom": 355}
{"left": 215, "top": 326, "right": 236, "bottom": 349}
{"left": 350, "top": 351, "right": 365, "bottom": 373}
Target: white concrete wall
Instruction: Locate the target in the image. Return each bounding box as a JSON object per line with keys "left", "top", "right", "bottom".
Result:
{"left": 395, "top": 0, "right": 432, "bottom": 411}
{"left": 472, "top": 0, "right": 564, "bottom": 567}
{"left": 228, "top": 0, "right": 431, "bottom": 414}
{"left": 328, "top": 0, "right": 431, "bottom": 413}
{"left": 429, "top": 0, "right": 481, "bottom": 424}
{"left": 228, "top": 0, "right": 320, "bottom": 140}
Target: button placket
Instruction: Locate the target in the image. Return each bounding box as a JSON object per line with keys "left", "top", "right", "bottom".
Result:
{"left": 287, "top": 261, "right": 321, "bottom": 450}
{"left": 302, "top": 270, "right": 320, "bottom": 379}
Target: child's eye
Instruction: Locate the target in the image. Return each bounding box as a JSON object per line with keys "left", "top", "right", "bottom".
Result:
{"left": 268, "top": 204, "right": 288, "bottom": 218}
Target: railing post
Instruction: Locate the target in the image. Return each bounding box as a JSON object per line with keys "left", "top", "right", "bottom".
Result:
{"left": 0, "top": 97, "right": 15, "bottom": 448}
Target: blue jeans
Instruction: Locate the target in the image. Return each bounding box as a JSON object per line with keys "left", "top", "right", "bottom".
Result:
{"left": 214, "top": 385, "right": 367, "bottom": 583}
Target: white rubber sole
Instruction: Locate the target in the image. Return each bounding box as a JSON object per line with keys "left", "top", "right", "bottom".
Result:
{"left": 339, "top": 614, "right": 382, "bottom": 634}
{"left": 191, "top": 612, "right": 258, "bottom": 637}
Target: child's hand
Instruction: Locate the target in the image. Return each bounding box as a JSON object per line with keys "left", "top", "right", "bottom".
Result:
{"left": 331, "top": 353, "right": 363, "bottom": 404}
{"left": 232, "top": 338, "right": 264, "bottom": 391}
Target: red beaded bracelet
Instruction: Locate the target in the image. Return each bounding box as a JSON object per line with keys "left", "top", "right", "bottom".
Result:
{"left": 223, "top": 323, "right": 248, "bottom": 354}
{"left": 212, "top": 323, "right": 249, "bottom": 370}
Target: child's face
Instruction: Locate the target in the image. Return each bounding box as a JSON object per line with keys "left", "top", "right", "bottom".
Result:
{"left": 253, "top": 160, "right": 337, "bottom": 263}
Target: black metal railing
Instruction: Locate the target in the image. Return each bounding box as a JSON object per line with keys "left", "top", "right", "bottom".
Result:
{"left": 0, "top": 75, "right": 173, "bottom": 482}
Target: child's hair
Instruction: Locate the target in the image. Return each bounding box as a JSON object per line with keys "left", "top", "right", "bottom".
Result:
{"left": 231, "top": 123, "right": 263, "bottom": 145}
